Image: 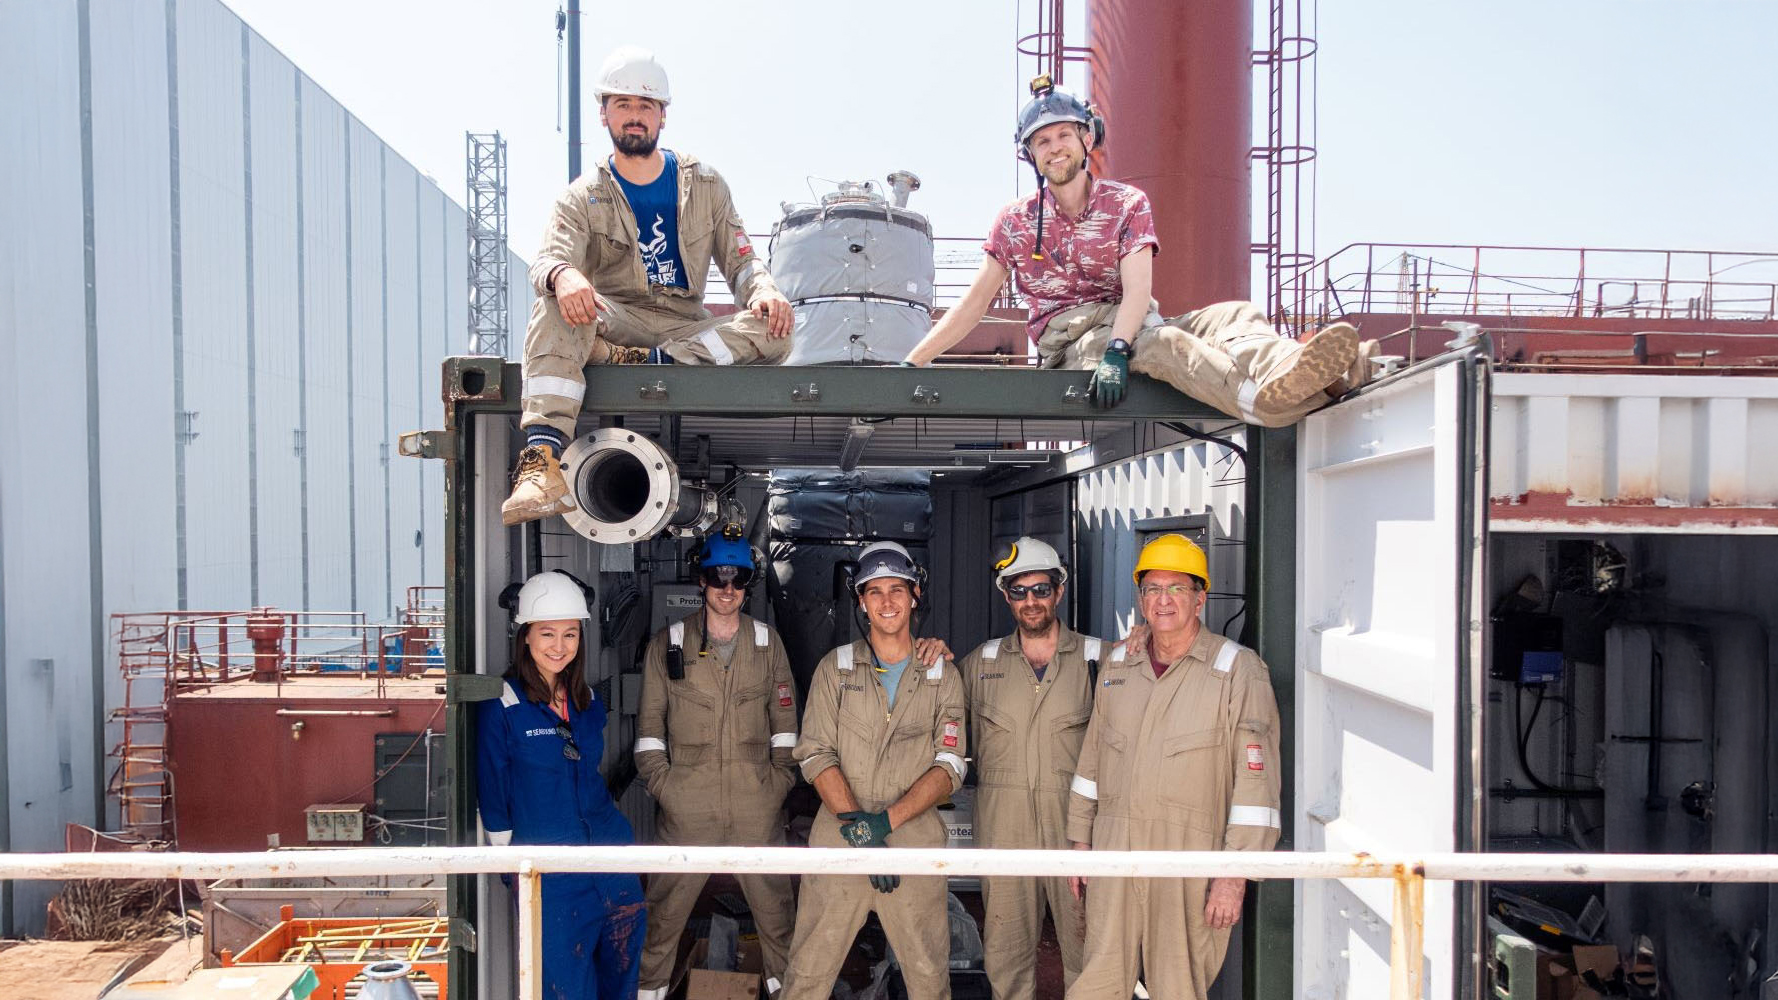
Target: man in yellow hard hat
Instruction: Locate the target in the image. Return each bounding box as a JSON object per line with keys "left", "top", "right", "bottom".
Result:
{"left": 1063, "top": 534, "right": 1283, "bottom": 1000}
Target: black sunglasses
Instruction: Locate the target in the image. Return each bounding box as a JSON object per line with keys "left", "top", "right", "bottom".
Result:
{"left": 1005, "top": 581, "right": 1056, "bottom": 600}
{"left": 701, "top": 566, "right": 754, "bottom": 590}
{"left": 554, "top": 722, "right": 581, "bottom": 762}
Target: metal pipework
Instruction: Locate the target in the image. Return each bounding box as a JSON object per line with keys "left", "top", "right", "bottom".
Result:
{"left": 559, "top": 429, "right": 720, "bottom": 542}
{"left": 885, "top": 170, "right": 921, "bottom": 208}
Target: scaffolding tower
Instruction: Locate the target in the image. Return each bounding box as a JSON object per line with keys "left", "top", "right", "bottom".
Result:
{"left": 466, "top": 132, "right": 510, "bottom": 358}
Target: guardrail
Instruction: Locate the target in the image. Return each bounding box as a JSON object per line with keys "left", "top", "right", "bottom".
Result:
{"left": 8, "top": 846, "right": 1776, "bottom": 1000}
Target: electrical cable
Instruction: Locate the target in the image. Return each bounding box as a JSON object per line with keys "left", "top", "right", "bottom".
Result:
{"left": 1513, "top": 685, "right": 1596, "bottom": 797}
{"left": 1161, "top": 421, "right": 1248, "bottom": 467}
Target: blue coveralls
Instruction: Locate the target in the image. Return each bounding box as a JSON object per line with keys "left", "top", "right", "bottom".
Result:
{"left": 477, "top": 679, "right": 646, "bottom": 1000}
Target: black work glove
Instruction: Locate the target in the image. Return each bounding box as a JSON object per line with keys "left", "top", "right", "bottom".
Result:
{"left": 1089, "top": 350, "right": 1129, "bottom": 408}
{"left": 838, "top": 811, "right": 899, "bottom": 893}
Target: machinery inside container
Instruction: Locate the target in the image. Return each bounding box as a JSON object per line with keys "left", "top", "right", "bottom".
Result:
{"left": 465, "top": 403, "right": 1259, "bottom": 1000}
{"left": 1485, "top": 532, "right": 1778, "bottom": 999}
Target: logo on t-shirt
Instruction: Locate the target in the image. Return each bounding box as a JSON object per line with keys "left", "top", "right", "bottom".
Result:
{"left": 640, "top": 214, "right": 680, "bottom": 286}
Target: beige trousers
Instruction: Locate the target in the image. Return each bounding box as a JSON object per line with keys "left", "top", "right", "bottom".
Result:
{"left": 981, "top": 872, "right": 1085, "bottom": 1000}
{"left": 1036, "top": 300, "right": 1326, "bottom": 427}
{"left": 520, "top": 294, "right": 790, "bottom": 437}
{"left": 1065, "top": 875, "right": 1231, "bottom": 1000}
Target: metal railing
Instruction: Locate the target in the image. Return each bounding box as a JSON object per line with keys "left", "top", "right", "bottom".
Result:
{"left": 166, "top": 611, "right": 444, "bottom": 698}
{"left": 8, "top": 845, "right": 1776, "bottom": 1000}
{"left": 1285, "top": 243, "right": 1778, "bottom": 327}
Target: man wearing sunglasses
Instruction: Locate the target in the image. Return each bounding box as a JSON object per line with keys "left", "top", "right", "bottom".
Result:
{"left": 957, "top": 536, "right": 1104, "bottom": 1000}
{"left": 781, "top": 540, "right": 968, "bottom": 1000}
{"left": 1064, "top": 534, "right": 1282, "bottom": 1000}
{"left": 633, "top": 534, "right": 800, "bottom": 1000}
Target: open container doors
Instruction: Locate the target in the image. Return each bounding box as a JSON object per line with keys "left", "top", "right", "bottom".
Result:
{"left": 1293, "top": 349, "right": 1489, "bottom": 999}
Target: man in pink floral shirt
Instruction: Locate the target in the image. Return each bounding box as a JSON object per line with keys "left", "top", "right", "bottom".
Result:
{"left": 905, "top": 79, "right": 1367, "bottom": 425}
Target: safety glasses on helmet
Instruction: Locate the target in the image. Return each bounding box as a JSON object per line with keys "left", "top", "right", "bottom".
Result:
{"left": 701, "top": 565, "right": 754, "bottom": 590}
{"left": 1004, "top": 581, "right": 1056, "bottom": 601}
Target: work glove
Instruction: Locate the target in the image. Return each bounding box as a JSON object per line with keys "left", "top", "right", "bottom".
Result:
{"left": 838, "top": 811, "right": 900, "bottom": 894}
{"left": 838, "top": 810, "right": 892, "bottom": 848}
{"left": 1088, "top": 350, "right": 1129, "bottom": 408}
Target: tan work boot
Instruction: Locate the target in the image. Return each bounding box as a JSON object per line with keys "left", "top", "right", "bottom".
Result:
{"left": 500, "top": 445, "right": 577, "bottom": 526}
{"left": 1325, "top": 337, "right": 1382, "bottom": 397}
{"left": 1255, "top": 321, "right": 1359, "bottom": 411}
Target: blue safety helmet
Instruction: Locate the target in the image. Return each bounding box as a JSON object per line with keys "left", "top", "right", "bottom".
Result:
{"left": 699, "top": 535, "right": 755, "bottom": 571}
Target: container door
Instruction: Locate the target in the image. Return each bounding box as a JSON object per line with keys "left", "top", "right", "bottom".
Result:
{"left": 1294, "top": 349, "right": 1488, "bottom": 999}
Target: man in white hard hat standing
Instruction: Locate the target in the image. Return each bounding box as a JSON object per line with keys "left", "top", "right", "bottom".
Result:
{"left": 504, "top": 45, "right": 795, "bottom": 526}
{"left": 959, "top": 537, "right": 1102, "bottom": 1000}
{"left": 902, "top": 77, "right": 1373, "bottom": 423}
{"left": 781, "top": 541, "right": 968, "bottom": 1000}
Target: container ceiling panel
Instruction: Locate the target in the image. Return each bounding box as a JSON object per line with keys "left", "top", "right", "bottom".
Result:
{"left": 1491, "top": 373, "right": 1778, "bottom": 533}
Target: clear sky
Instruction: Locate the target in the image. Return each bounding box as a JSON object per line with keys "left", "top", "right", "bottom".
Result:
{"left": 220, "top": 0, "right": 1778, "bottom": 299}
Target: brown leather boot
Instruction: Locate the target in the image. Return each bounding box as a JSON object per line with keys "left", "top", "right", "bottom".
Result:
{"left": 500, "top": 445, "right": 576, "bottom": 526}
{"left": 1255, "top": 321, "right": 1359, "bottom": 411}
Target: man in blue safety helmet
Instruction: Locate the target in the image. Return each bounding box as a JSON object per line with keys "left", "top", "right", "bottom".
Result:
{"left": 633, "top": 534, "right": 801, "bottom": 999}
{"left": 903, "top": 76, "right": 1375, "bottom": 424}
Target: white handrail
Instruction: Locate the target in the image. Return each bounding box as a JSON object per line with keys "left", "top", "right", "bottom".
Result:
{"left": 9, "top": 846, "right": 1775, "bottom": 1000}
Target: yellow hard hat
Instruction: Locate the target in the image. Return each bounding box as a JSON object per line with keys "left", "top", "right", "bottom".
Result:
{"left": 1132, "top": 534, "right": 1209, "bottom": 591}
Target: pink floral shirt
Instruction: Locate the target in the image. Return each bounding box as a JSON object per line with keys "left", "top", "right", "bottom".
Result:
{"left": 983, "top": 177, "right": 1161, "bottom": 342}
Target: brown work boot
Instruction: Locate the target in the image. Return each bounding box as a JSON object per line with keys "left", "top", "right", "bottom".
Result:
{"left": 500, "top": 445, "right": 576, "bottom": 526}
{"left": 1255, "top": 321, "right": 1359, "bottom": 411}
{"left": 603, "top": 344, "right": 653, "bottom": 364}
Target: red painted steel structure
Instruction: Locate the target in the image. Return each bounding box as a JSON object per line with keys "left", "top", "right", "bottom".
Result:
{"left": 1089, "top": 0, "right": 1253, "bottom": 311}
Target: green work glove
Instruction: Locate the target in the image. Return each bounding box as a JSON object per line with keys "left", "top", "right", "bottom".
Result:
{"left": 869, "top": 873, "right": 901, "bottom": 894}
{"left": 838, "top": 810, "right": 892, "bottom": 848}
{"left": 1089, "top": 349, "right": 1129, "bottom": 408}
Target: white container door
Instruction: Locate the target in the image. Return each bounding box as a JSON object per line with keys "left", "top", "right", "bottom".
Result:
{"left": 1293, "top": 350, "right": 1488, "bottom": 999}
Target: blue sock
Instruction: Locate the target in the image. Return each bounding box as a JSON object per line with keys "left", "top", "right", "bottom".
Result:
{"left": 645, "top": 347, "right": 674, "bottom": 365}
{"left": 526, "top": 427, "right": 568, "bottom": 457}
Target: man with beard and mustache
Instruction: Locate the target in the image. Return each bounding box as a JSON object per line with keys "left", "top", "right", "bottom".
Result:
{"left": 902, "top": 76, "right": 1373, "bottom": 425}
{"left": 956, "top": 536, "right": 1103, "bottom": 1000}
{"left": 504, "top": 45, "right": 795, "bottom": 526}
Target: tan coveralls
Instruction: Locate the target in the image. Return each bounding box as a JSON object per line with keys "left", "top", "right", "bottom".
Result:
{"left": 634, "top": 613, "right": 801, "bottom": 999}
{"left": 522, "top": 152, "right": 789, "bottom": 438}
{"left": 781, "top": 641, "right": 969, "bottom": 1000}
{"left": 1064, "top": 629, "right": 1283, "bottom": 1000}
{"left": 1035, "top": 299, "right": 1327, "bottom": 427}
{"left": 961, "top": 628, "right": 1103, "bottom": 1000}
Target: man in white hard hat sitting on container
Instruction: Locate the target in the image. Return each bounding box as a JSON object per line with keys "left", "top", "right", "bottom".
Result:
{"left": 504, "top": 45, "right": 796, "bottom": 526}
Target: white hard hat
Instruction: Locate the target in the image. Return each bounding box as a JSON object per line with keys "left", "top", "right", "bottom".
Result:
{"left": 993, "top": 536, "right": 1069, "bottom": 590}
{"left": 853, "top": 541, "right": 921, "bottom": 592}
{"left": 593, "top": 45, "right": 671, "bottom": 105}
{"left": 514, "top": 571, "right": 591, "bottom": 624}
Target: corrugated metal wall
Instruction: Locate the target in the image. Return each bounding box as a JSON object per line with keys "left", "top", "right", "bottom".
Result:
{"left": 0, "top": 0, "right": 519, "bottom": 934}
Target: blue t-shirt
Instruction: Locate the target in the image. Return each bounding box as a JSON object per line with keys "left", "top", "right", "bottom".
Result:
{"left": 876, "top": 655, "right": 913, "bottom": 709}
{"left": 611, "top": 151, "right": 688, "bottom": 289}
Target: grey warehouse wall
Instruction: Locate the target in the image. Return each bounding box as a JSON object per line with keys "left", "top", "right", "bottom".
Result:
{"left": 0, "top": 0, "right": 527, "bottom": 934}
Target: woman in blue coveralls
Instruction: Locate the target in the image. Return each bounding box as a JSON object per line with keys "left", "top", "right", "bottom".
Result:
{"left": 476, "top": 570, "right": 645, "bottom": 1000}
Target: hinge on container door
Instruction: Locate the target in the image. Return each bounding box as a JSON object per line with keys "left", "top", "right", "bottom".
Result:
{"left": 450, "top": 917, "right": 478, "bottom": 953}
{"left": 397, "top": 429, "right": 456, "bottom": 460}
{"left": 447, "top": 673, "right": 506, "bottom": 703}
{"left": 292, "top": 428, "right": 305, "bottom": 458}
{"left": 177, "top": 411, "right": 200, "bottom": 444}
{"left": 378, "top": 442, "right": 390, "bottom": 467}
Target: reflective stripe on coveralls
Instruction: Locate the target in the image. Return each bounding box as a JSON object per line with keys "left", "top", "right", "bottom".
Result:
{"left": 634, "top": 613, "right": 800, "bottom": 996}
{"left": 521, "top": 153, "right": 788, "bottom": 437}
{"left": 963, "top": 627, "right": 1104, "bottom": 1000}
{"left": 1063, "top": 630, "right": 1282, "bottom": 1000}
{"left": 476, "top": 679, "right": 645, "bottom": 1000}
{"left": 781, "top": 641, "right": 968, "bottom": 1000}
